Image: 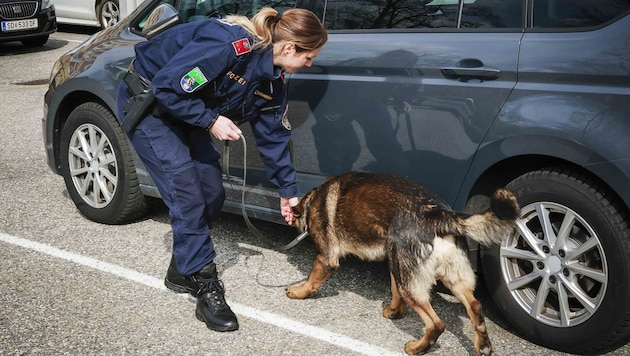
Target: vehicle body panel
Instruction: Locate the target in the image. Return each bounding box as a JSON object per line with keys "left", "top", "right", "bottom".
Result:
{"left": 454, "top": 16, "right": 630, "bottom": 210}
{"left": 43, "top": 7, "right": 143, "bottom": 176}
{"left": 285, "top": 31, "right": 521, "bottom": 207}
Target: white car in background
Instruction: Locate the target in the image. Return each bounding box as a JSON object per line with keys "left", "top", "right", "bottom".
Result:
{"left": 54, "top": 0, "right": 144, "bottom": 29}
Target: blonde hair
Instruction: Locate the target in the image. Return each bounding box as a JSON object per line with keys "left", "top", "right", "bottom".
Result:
{"left": 224, "top": 7, "right": 327, "bottom": 51}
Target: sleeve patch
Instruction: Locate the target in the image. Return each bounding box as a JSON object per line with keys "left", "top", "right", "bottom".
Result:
{"left": 232, "top": 38, "right": 252, "bottom": 56}
{"left": 181, "top": 67, "right": 208, "bottom": 93}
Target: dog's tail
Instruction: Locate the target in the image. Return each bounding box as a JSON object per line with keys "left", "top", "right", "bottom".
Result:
{"left": 436, "top": 188, "right": 520, "bottom": 246}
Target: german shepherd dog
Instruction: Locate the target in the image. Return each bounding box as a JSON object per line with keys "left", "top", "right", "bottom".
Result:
{"left": 287, "top": 172, "right": 520, "bottom": 355}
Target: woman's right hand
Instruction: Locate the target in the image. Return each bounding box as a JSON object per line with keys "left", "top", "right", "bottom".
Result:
{"left": 209, "top": 115, "right": 242, "bottom": 141}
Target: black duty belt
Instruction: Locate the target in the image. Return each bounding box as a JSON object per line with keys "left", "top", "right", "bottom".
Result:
{"left": 120, "top": 61, "right": 160, "bottom": 133}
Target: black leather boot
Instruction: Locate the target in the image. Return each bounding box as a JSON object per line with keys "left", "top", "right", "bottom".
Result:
{"left": 164, "top": 255, "right": 199, "bottom": 296}
{"left": 195, "top": 264, "right": 239, "bottom": 332}
{"left": 164, "top": 256, "right": 238, "bottom": 331}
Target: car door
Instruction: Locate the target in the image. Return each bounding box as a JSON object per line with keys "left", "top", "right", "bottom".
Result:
{"left": 286, "top": 0, "right": 524, "bottom": 206}
{"left": 54, "top": 0, "right": 98, "bottom": 24}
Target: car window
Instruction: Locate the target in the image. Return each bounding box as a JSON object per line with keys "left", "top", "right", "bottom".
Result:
{"left": 532, "top": 0, "right": 630, "bottom": 28}
{"left": 132, "top": 0, "right": 297, "bottom": 32}
{"left": 323, "top": 0, "right": 524, "bottom": 30}
{"left": 323, "top": 0, "right": 460, "bottom": 29}
{"left": 134, "top": 0, "right": 177, "bottom": 30}
{"left": 461, "top": 0, "right": 523, "bottom": 28}
{"left": 181, "top": 0, "right": 297, "bottom": 22}
{"left": 295, "top": 0, "right": 325, "bottom": 19}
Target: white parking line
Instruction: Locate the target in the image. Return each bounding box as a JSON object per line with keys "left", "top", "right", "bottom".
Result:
{"left": 0, "top": 232, "right": 402, "bottom": 356}
{"left": 52, "top": 36, "right": 87, "bottom": 44}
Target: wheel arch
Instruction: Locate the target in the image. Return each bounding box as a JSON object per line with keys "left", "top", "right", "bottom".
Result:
{"left": 456, "top": 136, "right": 630, "bottom": 215}
{"left": 458, "top": 138, "right": 630, "bottom": 271}
{"left": 49, "top": 85, "right": 116, "bottom": 175}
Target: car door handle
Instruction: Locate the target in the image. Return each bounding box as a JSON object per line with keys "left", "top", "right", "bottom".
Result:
{"left": 441, "top": 58, "right": 500, "bottom": 81}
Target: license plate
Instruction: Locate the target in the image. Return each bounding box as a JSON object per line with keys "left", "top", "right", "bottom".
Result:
{"left": 1, "top": 19, "right": 38, "bottom": 32}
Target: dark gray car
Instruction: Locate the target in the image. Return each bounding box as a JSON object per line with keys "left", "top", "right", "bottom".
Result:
{"left": 43, "top": 0, "right": 630, "bottom": 354}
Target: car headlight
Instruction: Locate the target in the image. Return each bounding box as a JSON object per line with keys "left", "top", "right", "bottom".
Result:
{"left": 49, "top": 59, "right": 62, "bottom": 85}
{"left": 41, "top": 0, "right": 53, "bottom": 9}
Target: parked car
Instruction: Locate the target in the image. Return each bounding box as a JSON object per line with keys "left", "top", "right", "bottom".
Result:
{"left": 43, "top": 0, "right": 630, "bottom": 354}
{"left": 0, "top": 0, "right": 56, "bottom": 46}
{"left": 54, "top": 0, "right": 143, "bottom": 29}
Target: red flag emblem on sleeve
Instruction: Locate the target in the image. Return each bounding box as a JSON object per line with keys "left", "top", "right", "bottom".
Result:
{"left": 232, "top": 38, "right": 251, "bottom": 56}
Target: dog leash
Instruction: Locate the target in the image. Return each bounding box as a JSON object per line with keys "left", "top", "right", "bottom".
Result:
{"left": 223, "top": 133, "right": 308, "bottom": 251}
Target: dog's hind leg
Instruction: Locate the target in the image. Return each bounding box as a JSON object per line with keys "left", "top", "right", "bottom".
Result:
{"left": 444, "top": 281, "right": 493, "bottom": 356}
{"left": 403, "top": 298, "right": 445, "bottom": 355}
{"left": 438, "top": 244, "right": 493, "bottom": 356}
{"left": 395, "top": 272, "right": 445, "bottom": 354}
{"left": 286, "top": 253, "right": 336, "bottom": 299}
{"left": 383, "top": 273, "right": 406, "bottom": 319}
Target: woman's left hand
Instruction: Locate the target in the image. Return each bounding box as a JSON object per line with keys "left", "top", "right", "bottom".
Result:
{"left": 280, "top": 196, "right": 299, "bottom": 225}
{"left": 209, "top": 115, "right": 242, "bottom": 141}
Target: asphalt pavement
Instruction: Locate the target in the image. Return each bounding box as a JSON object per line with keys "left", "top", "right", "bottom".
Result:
{"left": 1, "top": 27, "right": 629, "bottom": 356}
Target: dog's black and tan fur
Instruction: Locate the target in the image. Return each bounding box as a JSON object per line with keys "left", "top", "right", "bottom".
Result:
{"left": 287, "top": 172, "right": 520, "bottom": 355}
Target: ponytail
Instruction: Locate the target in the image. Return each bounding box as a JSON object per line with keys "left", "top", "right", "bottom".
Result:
{"left": 224, "top": 7, "right": 327, "bottom": 51}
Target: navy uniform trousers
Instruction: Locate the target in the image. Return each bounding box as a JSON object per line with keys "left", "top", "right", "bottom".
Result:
{"left": 117, "top": 82, "right": 223, "bottom": 276}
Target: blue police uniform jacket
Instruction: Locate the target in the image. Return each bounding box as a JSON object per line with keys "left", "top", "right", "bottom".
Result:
{"left": 132, "top": 18, "right": 297, "bottom": 198}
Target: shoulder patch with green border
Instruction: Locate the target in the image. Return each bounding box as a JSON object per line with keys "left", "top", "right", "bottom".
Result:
{"left": 180, "top": 67, "right": 208, "bottom": 93}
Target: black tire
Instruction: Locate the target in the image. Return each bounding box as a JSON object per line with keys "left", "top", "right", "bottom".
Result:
{"left": 97, "top": 0, "right": 120, "bottom": 29}
{"left": 481, "top": 168, "right": 630, "bottom": 354}
{"left": 60, "top": 102, "right": 147, "bottom": 224}
{"left": 21, "top": 35, "right": 48, "bottom": 47}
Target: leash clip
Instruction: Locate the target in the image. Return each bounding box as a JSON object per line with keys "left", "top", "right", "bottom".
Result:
{"left": 275, "top": 230, "right": 309, "bottom": 251}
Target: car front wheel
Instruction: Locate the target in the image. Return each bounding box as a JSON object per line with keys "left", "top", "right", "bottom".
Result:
{"left": 60, "top": 102, "right": 147, "bottom": 224}
{"left": 482, "top": 168, "right": 630, "bottom": 354}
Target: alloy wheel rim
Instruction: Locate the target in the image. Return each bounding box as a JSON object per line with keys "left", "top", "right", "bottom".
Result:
{"left": 101, "top": 1, "right": 120, "bottom": 28}
{"left": 500, "top": 201, "right": 607, "bottom": 327}
{"left": 67, "top": 123, "right": 118, "bottom": 208}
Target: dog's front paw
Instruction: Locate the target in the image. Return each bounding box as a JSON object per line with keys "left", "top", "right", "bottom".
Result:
{"left": 383, "top": 305, "right": 405, "bottom": 319}
{"left": 285, "top": 285, "right": 310, "bottom": 299}
{"left": 405, "top": 338, "right": 433, "bottom": 355}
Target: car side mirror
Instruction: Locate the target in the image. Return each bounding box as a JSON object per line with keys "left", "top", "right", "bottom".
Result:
{"left": 141, "top": 3, "right": 182, "bottom": 39}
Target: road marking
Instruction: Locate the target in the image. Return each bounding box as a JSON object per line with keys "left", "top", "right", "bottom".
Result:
{"left": 52, "top": 36, "right": 87, "bottom": 44}
{"left": 0, "top": 232, "right": 402, "bottom": 356}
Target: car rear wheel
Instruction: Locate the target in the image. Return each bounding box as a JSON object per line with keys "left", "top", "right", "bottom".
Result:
{"left": 481, "top": 168, "right": 630, "bottom": 354}
{"left": 60, "top": 102, "right": 147, "bottom": 224}
{"left": 98, "top": 0, "right": 120, "bottom": 29}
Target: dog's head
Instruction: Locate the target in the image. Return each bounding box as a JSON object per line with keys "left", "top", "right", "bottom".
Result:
{"left": 291, "top": 175, "right": 338, "bottom": 232}
{"left": 291, "top": 188, "right": 316, "bottom": 233}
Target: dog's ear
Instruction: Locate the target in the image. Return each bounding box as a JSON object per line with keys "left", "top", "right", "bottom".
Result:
{"left": 292, "top": 188, "right": 316, "bottom": 219}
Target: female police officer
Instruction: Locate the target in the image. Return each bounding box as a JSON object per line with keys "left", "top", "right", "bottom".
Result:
{"left": 116, "top": 7, "right": 327, "bottom": 332}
